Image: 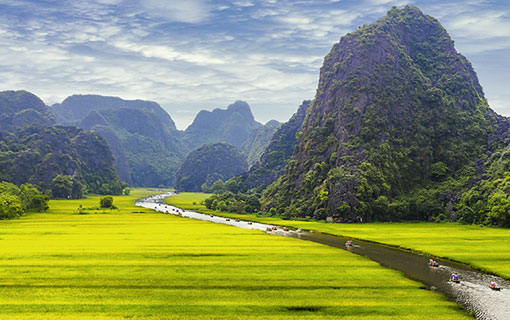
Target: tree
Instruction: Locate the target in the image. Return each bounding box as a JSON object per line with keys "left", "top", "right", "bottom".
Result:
{"left": 100, "top": 196, "right": 114, "bottom": 208}
{"left": 71, "top": 180, "right": 85, "bottom": 199}
{"left": 0, "top": 194, "right": 23, "bottom": 219}
{"left": 51, "top": 175, "right": 73, "bottom": 199}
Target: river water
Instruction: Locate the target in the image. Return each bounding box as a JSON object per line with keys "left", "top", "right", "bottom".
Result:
{"left": 136, "top": 193, "right": 510, "bottom": 320}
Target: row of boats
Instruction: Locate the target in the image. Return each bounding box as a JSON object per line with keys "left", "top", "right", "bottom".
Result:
{"left": 428, "top": 258, "right": 501, "bottom": 290}
{"left": 346, "top": 240, "right": 503, "bottom": 292}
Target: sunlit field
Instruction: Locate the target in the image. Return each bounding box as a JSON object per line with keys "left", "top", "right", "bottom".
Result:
{"left": 0, "top": 189, "right": 471, "bottom": 319}
{"left": 167, "top": 192, "right": 510, "bottom": 279}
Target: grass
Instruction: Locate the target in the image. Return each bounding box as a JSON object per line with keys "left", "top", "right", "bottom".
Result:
{"left": 0, "top": 189, "right": 470, "bottom": 319}
{"left": 166, "top": 192, "right": 510, "bottom": 279}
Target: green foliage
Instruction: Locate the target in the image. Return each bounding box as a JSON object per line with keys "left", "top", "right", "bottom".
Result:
{"left": 0, "top": 181, "right": 48, "bottom": 219}
{"left": 204, "top": 192, "right": 261, "bottom": 214}
{"left": 52, "top": 175, "right": 73, "bottom": 199}
{"left": 100, "top": 196, "right": 114, "bottom": 208}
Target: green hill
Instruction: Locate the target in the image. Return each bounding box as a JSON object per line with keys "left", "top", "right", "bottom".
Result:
{"left": 175, "top": 143, "right": 248, "bottom": 192}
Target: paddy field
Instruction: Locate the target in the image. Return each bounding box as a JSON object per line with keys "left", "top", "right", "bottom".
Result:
{"left": 0, "top": 189, "right": 469, "bottom": 319}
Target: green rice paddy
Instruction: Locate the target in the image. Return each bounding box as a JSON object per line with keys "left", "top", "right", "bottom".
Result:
{"left": 0, "top": 189, "right": 471, "bottom": 319}
{"left": 167, "top": 192, "right": 510, "bottom": 279}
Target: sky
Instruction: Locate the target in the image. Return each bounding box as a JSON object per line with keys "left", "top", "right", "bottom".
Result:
{"left": 0, "top": 0, "right": 509, "bottom": 130}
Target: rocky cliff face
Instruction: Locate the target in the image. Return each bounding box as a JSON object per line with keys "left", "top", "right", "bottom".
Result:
{"left": 264, "top": 6, "right": 509, "bottom": 222}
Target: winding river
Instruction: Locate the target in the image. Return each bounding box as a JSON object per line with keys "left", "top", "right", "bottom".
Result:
{"left": 136, "top": 192, "right": 510, "bottom": 320}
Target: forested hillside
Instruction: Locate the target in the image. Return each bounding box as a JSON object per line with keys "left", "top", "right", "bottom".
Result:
{"left": 257, "top": 6, "right": 510, "bottom": 226}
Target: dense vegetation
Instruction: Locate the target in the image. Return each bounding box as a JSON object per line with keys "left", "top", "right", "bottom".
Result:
{"left": 52, "top": 95, "right": 187, "bottom": 187}
{"left": 175, "top": 143, "right": 248, "bottom": 192}
{"left": 257, "top": 6, "right": 510, "bottom": 226}
{"left": 204, "top": 192, "right": 261, "bottom": 214}
{"left": 0, "top": 181, "right": 48, "bottom": 219}
{"left": 0, "top": 124, "right": 122, "bottom": 196}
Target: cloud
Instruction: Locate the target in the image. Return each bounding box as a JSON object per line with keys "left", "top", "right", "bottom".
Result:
{"left": 139, "top": 0, "right": 212, "bottom": 23}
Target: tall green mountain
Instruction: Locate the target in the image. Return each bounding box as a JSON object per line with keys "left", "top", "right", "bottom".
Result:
{"left": 52, "top": 95, "right": 186, "bottom": 186}
{"left": 233, "top": 100, "right": 310, "bottom": 192}
{"left": 0, "top": 90, "right": 55, "bottom": 131}
{"left": 175, "top": 143, "right": 248, "bottom": 192}
{"left": 263, "top": 6, "right": 510, "bottom": 223}
{"left": 0, "top": 124, "right": 122, "bottom": 195}
{"left": 241, "top": 120, "right": 281, "bottom": 167}
{"left": 183, "top": 101, "right": 263, "bottom": 150}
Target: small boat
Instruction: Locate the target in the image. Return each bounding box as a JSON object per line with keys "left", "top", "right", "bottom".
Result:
{"left": 490, "top": 281, "right": 501, "bottom": 291}
{"left": 345, "top": 240, "right": 353, "bottom": 247}
{"left": 209, "top": 214, "right": 214, "bottom": 218}
{"left": 225, "top": 218, "right": 230, "bottom": 221}
{"left": 283, "top": 227, "right": 289, "bottom": 231}
{"left": 271, "top": 226, "right": 277, "bottom": 231}
{"left": 247, "top": 222, "right": 253, "bottom": 225}
{"left": 266, "top": 227, "right": 272, "bottom": 232}
{"left": 178, "top": 212, "right": 182, "bottom": 216}
{"left": 450, "top": 274, "right": 460, "bottom": 283}
{"left": 428, "top": 259, "right": 439, "bottom": 267}
{"left": 234, "top": 218, "right": 240, "bottom": 222}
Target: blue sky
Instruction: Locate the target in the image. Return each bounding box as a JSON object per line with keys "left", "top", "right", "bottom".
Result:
{"left": 0, "top": 0, "right": 508, "bottom": 129}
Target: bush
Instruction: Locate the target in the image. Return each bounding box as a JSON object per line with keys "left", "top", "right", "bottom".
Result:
{"left": 100, "top": 196, "right": 114, "bottom": 208}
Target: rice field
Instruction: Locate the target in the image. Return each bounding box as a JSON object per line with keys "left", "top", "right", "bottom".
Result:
{"left": 0, "top": 189, "right": 470, "bottom": 319}
{"left": 167, "top": 192, "right": 510, "bottom": 279}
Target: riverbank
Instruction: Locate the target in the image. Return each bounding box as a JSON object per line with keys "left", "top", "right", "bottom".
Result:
{"left": 0, "top": 190, "right": 470, "bottom": 319}
{"left": 166, "top": 192, "right": 510, "bottom": 279}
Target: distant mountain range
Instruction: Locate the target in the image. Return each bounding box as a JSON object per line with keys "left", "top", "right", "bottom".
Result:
{"left": 0, "top": 91, "right": 281, "bottom": 189}
{"left": 0, "top": 91, "right": 122, "bottom": 195}
{"left": 51, "top": 95, "right": 279, "bottom": 187}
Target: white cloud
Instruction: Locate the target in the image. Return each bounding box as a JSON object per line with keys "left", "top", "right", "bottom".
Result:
{"left": 140, "top": 0, "right": 212, "bottom": 23}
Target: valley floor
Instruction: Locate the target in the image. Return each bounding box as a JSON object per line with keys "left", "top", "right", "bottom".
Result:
{"left": 167, "top": 192, "right": 510, "bottom": 280}
{"left": 0, "top": 189, "right": 470, "bottom": 319}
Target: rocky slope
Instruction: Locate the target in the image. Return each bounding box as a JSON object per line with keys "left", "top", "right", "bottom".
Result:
{"left": 263, "top": 6, "right": 510, "bottom": 223}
